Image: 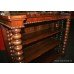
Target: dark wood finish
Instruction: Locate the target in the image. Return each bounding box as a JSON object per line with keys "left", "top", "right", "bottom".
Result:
{"left": 0, "top": 27, "right": 5, "bottom": 50}
{"left": 0, "top": 12, "right": 71, "bottom": 63}
{"left": 24, "top": 38, "right": 60, "bottom": 62}
{"left": 0, "top": 15, "right": 26, "bottom": 62}
{"left": 0, "top": 15, "right": 26, "bottom": 28}
{"left": 32, "top": 51, "right": 63, "bottom": 63}
{"left": 23, "top": 29, "right": 65, "bottom": 45}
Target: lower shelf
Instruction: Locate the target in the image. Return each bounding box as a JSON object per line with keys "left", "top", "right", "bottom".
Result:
{"left": 31, "top": 50, "right": 63, "bottom": 63}
{"left": 24, "top": 38, "right": 60, "bottom": 62}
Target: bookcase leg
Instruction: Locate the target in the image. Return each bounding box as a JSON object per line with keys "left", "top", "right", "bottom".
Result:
{"left": 62, "top": 19, "right": 70, "bottom": 54}
{"left": 11, "top": 28, "right": 24, "bottom": 63}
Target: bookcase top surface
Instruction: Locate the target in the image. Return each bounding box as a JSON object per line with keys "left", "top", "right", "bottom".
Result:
{"left": 0, "top": 14, "right": 70, "bottom": 29}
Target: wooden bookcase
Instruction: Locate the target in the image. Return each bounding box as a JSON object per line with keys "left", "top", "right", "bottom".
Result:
{"left": 0, "top": 12, "right": 71, "bottom": 63}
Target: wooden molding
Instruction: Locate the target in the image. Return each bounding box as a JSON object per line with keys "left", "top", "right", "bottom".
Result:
{"left": 0, "top": 15, "right": 27, "bottom": 29}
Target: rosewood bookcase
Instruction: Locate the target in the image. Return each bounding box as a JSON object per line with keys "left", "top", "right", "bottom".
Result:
{"left": 0, "top": 12, "right": 71, "bottom": 63}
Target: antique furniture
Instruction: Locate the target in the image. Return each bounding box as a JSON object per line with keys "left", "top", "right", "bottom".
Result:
{"left": 0, "top": 12, "right": 71, "bottom": 63}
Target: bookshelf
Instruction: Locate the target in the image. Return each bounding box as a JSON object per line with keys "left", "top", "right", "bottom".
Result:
{"left": 0, "top": 12, "right": 71, "bottom": 63}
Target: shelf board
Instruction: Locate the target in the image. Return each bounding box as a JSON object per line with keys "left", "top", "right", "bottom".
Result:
{"left": 23, "top": 29, "right": 63, "bottom": 45}
{"left": 32, "top": 51, "right": 63, "bottom": 63}
{"left": 24, "top": 38, "right": 60, "bottom": 62}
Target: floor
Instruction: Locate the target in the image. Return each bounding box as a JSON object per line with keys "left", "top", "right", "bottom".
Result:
{"left": 0, "top": 19, "right": 74, "bottom": 63}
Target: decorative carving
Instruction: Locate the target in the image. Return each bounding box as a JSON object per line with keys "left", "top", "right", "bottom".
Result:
{"left": 62, "top": 18, "right": 70, "bottom": 53}
{"left": 11, "top": 28, "right": 24, "bottom": 62}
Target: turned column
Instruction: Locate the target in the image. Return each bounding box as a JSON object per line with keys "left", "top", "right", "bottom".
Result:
{"left": 11, "top": 28, "right": 24, "bottom": 62}
{"left": 62, "top": 18, "right": 70, "bottom": 54}
{"left": 0, "top": 15, "right": 26, "bottom": 62}
{"left": 8, "top": 15, "right": 26, "bottom": 62}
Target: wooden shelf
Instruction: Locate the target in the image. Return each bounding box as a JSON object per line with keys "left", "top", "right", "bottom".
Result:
{"left": 31, "top": 50, "right": 63, "bottom": 63}
{"left": 23, "top": 29, "right": 64, "bottom": 45}
{"left": 0, "top": 12, "right": 70, "bottom": 63}
{"left": 24, "top": 38, "right": 60, "bottom": 62}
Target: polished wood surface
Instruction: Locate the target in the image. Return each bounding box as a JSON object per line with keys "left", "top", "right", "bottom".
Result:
{"left": 0, "top": 28, "right": 5, "bottom": 50}
{"left": 0, "top": 15, "right": 26, "bottom": 28}
{"left": 0, "top": 14, "right": 70, "bottom": 29}
{"left": 24, "top": 38, "right": 60, "bottom": 62}
{"left": 32, "top": 50, "right": 63, "bottom": 63}
{"left": 0, "top": 12, "right": 71, "bottom": 63}
{"left": 23, "top": 29, "right": 65, "bottom": 45}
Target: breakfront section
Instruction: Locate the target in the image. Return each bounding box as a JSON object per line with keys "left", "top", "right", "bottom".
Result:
{"left": 0, "top": 12, "right": 71, "bottom": 63}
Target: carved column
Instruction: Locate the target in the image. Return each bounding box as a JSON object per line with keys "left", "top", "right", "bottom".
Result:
{"left": 11, "top": 28, "right": 24, "bottom": 63}
{"left": 0, "top": 15, "right": 26, "bottom": 63}
{"left": 62, "top": 18, "right": 70, "bottom": 54}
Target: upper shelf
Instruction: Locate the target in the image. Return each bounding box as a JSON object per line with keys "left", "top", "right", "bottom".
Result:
{"left": 23, "top": 29, "right": 65, "bottom": 45}
{"left": 0, "top": 14, "right": 70, "bottom": 29}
